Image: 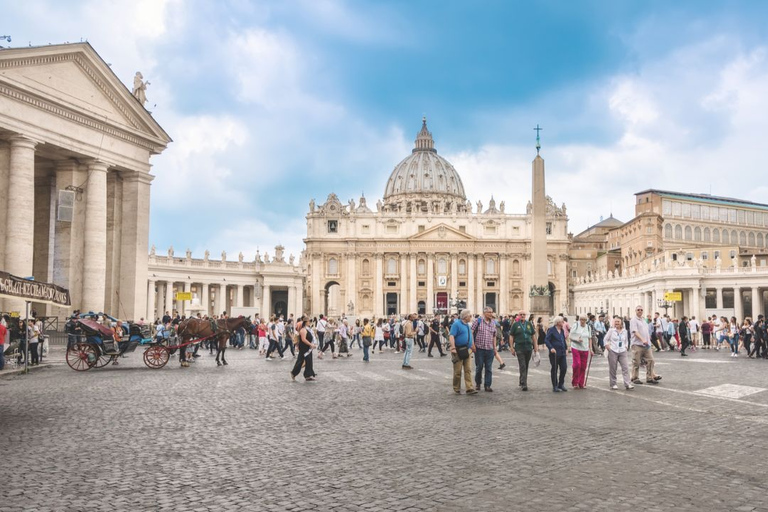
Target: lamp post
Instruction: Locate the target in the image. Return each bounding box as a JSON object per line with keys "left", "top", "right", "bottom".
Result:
{"left": 657, "top": 298, "right": 672, "bottom": 316}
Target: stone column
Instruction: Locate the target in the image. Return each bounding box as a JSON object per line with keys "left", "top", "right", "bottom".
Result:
{"left": 5, "top": 135, "right": 37, "bottom": 312}
{"left": 467, "top": 255, "right": 475, "bottom": 312}
{"left": 450, "top": 253, "right": 458, "bottom": 312}
{"left": 213, "top": 284, "right": 223, "bottom": 317}
{"left": 409, "top": 254, "right": 417, "bottom": 313}
{"left": 692, "top": 287, "right": 701, "bottom": 320}
{"left": 119, "top": 171, "right": 153, "bottom": 321}
{"left": 176, "top": 281, "right": 189, "bottom": 316}
{"left": 81, "top": 161, "right": 109, "bottom": 312}
{"left": 236, "top": 284, "right": 244, "bottom": 308}
{"left": 146, "top": 279, "right": 156, "bottom": 321}
{"left": 201, "top": 283, "right": 210, "bottom": 317}
{"left": 288, "top": 286, "right": 295, "bottom": 316}
{"left": 499, "top": 254, "right": 508, "bottom": 314}
{"left": 716, "top": 287, "right": 723, "bottom": 309}
{"left": 311, "top": 254, "right": 321, "bottom": 316}
{"left": 426, "top": 255, "right": 434, "bottom": 314}
{"left": 164, "top": 282, "right": 174, "bottom": 317}
{"left": 51, "top": 160, "right": 86, "bottom": 315}
{"left": 752, "top": 286, "right": 763, "bottom": 319}
{"left": 374, "top": 254, "right": 383, "bottom": 316}
{"left": 476, "top": 255, "right": 484, "bottom": 312}
{"left": 0, "top": 142, "right": 9, "bottom": 276}
{"left": 400, "top": 255, "right": 408, "bottom": 314}
{"left": 263, "top": 285, "right": 271, "bottom": 318}
{"left": 734, "top": 286, "right": 743, "bottom": 319}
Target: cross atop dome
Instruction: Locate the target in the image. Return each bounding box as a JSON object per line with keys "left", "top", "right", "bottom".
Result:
{"left": 413, "top": 116, "right": 436, "bottom": 153}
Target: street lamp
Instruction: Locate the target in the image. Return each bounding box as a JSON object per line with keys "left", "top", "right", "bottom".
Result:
{"left": 657, "top": 298, "right": 672, "bottom": 315}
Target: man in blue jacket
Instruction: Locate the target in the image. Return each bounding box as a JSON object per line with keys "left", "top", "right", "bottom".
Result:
{"left": 545, "top": 316, "right": 569, "bottom": 392}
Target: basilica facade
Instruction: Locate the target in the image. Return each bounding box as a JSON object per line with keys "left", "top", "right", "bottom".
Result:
{"left": 304, "top": 119, "right": 570, "bottom": 318}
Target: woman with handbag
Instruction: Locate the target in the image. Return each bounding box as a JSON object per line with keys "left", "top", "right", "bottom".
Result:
{"left": 449, "top": 309, "right": 476, "bottom": 395}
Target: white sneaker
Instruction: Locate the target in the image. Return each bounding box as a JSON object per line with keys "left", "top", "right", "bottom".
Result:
{"left": 626, "top": 384, "right": 635, "bottom": 390}
{"left": 610, "top": 384, "right": 618, "bottom": 390}
{"left": 266, "top": 357, "right": 273, "bottom": 361}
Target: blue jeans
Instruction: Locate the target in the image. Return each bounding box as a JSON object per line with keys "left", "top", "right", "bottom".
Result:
{"left": 474, "top": 348, "right": 494, "bottom": 388}
{"left": 0, "top": 345, "right": 4, "bottom": 370}
{"left": 403, "top": 338, "right": 414, "bottom": 366}
{"left": 730, "top": 334, "right": 740, "bottom": 354}
{"left": 363, "top": 345, "right": 369, "bottom": 361}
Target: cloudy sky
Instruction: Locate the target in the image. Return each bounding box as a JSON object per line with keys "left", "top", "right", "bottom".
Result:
{"left": 7, "top": 0, "right": 768, "bottom": 259}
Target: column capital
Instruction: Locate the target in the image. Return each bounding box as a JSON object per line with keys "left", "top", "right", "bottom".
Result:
{"left": 8, "top": 134, "right": 40, "bottom": 149}
{"left": 120, "top": 169, "right": 155, "bottom": 185}
{"left": 84, "top": 159, "right": 109, "bottom": 173}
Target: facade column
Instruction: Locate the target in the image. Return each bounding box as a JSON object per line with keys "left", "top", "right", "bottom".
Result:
{"left": 409, "top": 254, "right": 417, "bottom": 313}
{"left": 5, "top": 135, "right": 38, "bottom": 313}
{"left": 692, "top": 287, "right": 701, "bottom": 320}
{"left": 753, "top": 286, "right": 763, "bottom": 319}
{"left": 374, "top": 254, "right": 384, "bottom": 316}
{"left": 450, "top": 253, "right": 458, "bottom": 313}
{"left": 263, "top": 285, "right": 271, "bottom": 319}
{"left": 146, "top": 279, "right": 156, "bottom": 321}
{"left": 81, "top": 160, "right": 109, "bottom": 312}
{"left": 734, "top": 286, "right": 743, "bottom": 319}
{"left": 287, "top": 286, "right": 295, "bottom": 317}
{"left": 426, "top": 255, "right": 434, "bottom": 315}
{"left": 476, "top": 255, "right": 484, "bottom": 312}
{"left": 467, "top": 255, "right": 475, "bottom": 313}
{"left": 499, "top": 254, "right": 508, "bottom": 314}
{"left": 0, "top": 142, "right": 9, "bottom": 277}
{"left": 236, "top": 284, "right": 244, "bottom": 309}
{"left": 201, "top": 283, "right": 210, "bottom": 317}
{"left": 312, "top": 254, "right": 321, "bottom": 316}
{"left": 716, "top": 287, "right": 723, "bottom": 310}
{"left": 176, "top": 281, "right": 188, "bottom": 316}
{"left": 118, "top": 171, "right": 153, "bottom": 320}
{"left": 213, "top": 284, "right": 223, "bottom": 317}
{"left": 400, "top": 255, "right": 408, "bottom": 314}
{"left": 163, "top": 282, "right": 173, "bottom": 317}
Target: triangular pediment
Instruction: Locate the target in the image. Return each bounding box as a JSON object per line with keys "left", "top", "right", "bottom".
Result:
{"left": 0, "top": 43, "right": 171, "bottom": 146}
{"left": 409, "top": 223, "right": 476, "bottom": 241}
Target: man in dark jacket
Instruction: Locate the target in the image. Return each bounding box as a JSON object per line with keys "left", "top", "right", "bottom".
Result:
{"left": 545, "top": 316, "right": 568, "bottom": 392}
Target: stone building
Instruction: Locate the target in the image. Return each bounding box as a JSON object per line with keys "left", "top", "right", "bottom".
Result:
{"left": 304, "top": 119, "right": 570, "bottom": 318}
{"left": 0, "top": 43, "right": 171, "bottom": 319}
{"left": 147, "top": 245, "right": 304, "bottom": 320}
{"left": 571, "top": 189, "right": 768, "bottom": 320}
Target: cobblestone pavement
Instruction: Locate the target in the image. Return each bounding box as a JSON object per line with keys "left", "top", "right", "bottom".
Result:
{"left": 1, "top": 344, "right": 767, "bottom": 511}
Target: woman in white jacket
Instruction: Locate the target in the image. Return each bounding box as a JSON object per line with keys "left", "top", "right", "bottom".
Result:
{"left": 605, "top": 316, "right": 634, "bottom": 390}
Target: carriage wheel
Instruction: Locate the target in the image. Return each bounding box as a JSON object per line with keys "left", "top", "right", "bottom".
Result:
{"left": 143, "top": 345, "right": 170, "bottom": 369}
{"left": 94, "top": 353, "right": 113, "bottom": 368}
{"left": 66, "top": 343, "right": 97, "bottom": 371}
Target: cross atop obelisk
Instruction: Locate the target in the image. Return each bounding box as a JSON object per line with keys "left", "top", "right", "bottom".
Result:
{"left": 534, "top": 124, "right": 542, "bottom": 154}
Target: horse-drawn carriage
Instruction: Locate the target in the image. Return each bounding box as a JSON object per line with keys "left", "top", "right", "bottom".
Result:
{"left": 65, "top": 318, "right": 171, "bottom": 371}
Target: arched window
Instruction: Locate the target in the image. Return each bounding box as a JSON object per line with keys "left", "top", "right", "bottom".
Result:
{"left": 694, "top": 227, "right": 701, "bottom": 241}
{"left": 740, "top": 231, "right": 747, "bottom": 246}
{"left": 418, "top": 259, "right": 426, "bottom": 275}
{"left": 674, "top": 225, "right": 682, "bottom": 239}
{"left": 665, "top": 224, "right": 672, "bottom": 238}
{"left": 486, "top": 258, "right": 496, "bottom": 274}
{"left": 703, "top": 227, "right": 711, "bottom": 242}
{"left": 438, "top": 258, "right": 447, "bottom": 274}
{"left": 713, "top": 229, "right": 720, "bottom": 243}
{"left": 684, "top": 226, "right": 692, "bottom": 240}
{"left": 512, "top": 259, "right": 520, "bottom": 275}
{"left": 387, "top": 257, "right": 397, "bottom": 275}
{"left": 732, "top": 230, "right": 738, "bottom": 244}
{"left": 749, "top": 232, "right": 756, "bottom": 247}
{"left": 547, "top": 259, "right": 553, "bottom": 275}
{"left": 327, "top": 257, "right": 338, "bottom": 275}
{"left": 458, "top": 259, "right": 466, "bottom": 275}
{"left": 722, "top": 230, "right": 729, "bottom": 244}
{"left": 758, "top": 233, "right": 765, "bottom": 248}
{"left": 362, "top": 259, "right": 370, "bottom": 276}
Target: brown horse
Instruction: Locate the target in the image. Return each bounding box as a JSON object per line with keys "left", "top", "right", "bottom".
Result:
{"left": 177, "top": 316, "right": 252, "bottom": 367}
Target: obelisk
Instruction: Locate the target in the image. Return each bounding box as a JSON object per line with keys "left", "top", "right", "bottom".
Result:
{"left": 530, "top": 125, "right": 551, "bottom": 316}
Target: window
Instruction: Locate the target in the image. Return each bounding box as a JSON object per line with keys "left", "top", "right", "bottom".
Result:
{"left": 459, "top": 226, "right": 466, "bottom": 233}
{"left": 703, "top": 227, "right": 711, "bottom": 242}
{"left": 327, "top": 220, "right": 338, "bottom": 233}
{"left": 646, "top": 226, "right": 653, "bottom": 234}
{"left": 571, "top": 270, "right": 577, "bottom": 278}
{"left": 702, "top": 206, "right": 710, "bottom": 220}
{"left": 546, "top": 222, "right": 553, "bottom": 235}
{"left": 458, "top": 259, "right": 466, "bottom": 275}
{"left": 418, "top": 225, "right": 425, "bottom": 232}
{"left": 722, "top": 230, "right": 729, "bottom": 244}
{"left": 672, "top": 253, "right": 678, "bottom": 261}
{"left": 438, "top": 258, "right": 447, "bottom": 274}
{"left": 758, "top": 233, "right": 765, "bottom": 248}
{"left": 418, "top": 259, "right": 426, "bottom": 275}
{"left": 362, "top": 259, "right": 370, "bottom": 275}
{"left": 547, "top": 259, "right": 553, "bottom": 275}
{"left": 732, "top": 230, "right": 738, "bottom": 244}
{"left": 386, "top": 224, "right": 398, "bottom": 233}
{"left": 686, "top": 252, "right": 694, "bottom": 261}
{"left": 714, "top": 251, "right": 720, "bottom": 259}
{"left": 486, "top": 281, "right": 495, "bottom": 287}
{"left": 739, "top": 231, "right": 746, "bottom": 246}
{"left": 730, "top": 250, "right": 736, "bottom": 259}
{"left": 719, "top": 208, "right": 728, "bottom": 222}
{"left": 327, "top": 257, "right": 338, "bottom": 275}
{"left": 747, "top": 211, "right": 754, "bottom": 225}
{"left": 674, "top": 225, "right": 682, "bottom": 239}
{"left": 387, "top": 257, "right": 397, "bottom": 275}
{"left": 485, "top": 225, "right": 497, "bottom": 235}
{"left": 694, "top": 227, "right": 701, "bottom": 241}
{"left": 673, "top": 202, "right": 681, "bottom": 216}
{"left": 662, "top": 200, "right": 672, "bottom": 215}
{"left": 749, "top": 232, "right": 756, "bottom": 247}
{"left": 486, "top": 258, "right": 496, "bottom": 274}
{"left": 691, "top": 204, "right": 700, "bottom": 219}
{"left": 702, "top": 251, "right": 708, "bottom": 260}
{"left": 756, "top": 212, "right": 763, "bottom": 226}
{"left": 418, "top": 281, "right": 426, "bottom": 287}
{"left": 729, "top": 209, "right": 737, "bottom": 223}
{"left": 682, "top": 203, "right": 691, "bottom": 218}
{"left": 362, "top": 224, "right": 370, "bottom": 234}
{"left": 738, "top": 210, "right": 745, "bottom": 224}
{"left": 512, "top": 259, "right": 520, "bottom": 275}
{"left": 685, "top": 226, "right": 692, "bottom": 240}
{"left": 665, "top": 224, "right": 672, "bottom": 238}
{"left": 713, "top": 228, "right": 720, "bottom": 243}
{"left": 459, "top": 281, "right": 467, "bottom": 287}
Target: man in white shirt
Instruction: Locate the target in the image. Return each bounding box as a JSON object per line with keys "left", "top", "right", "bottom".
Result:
{"left": 688, "top": 316, "right": 700, "bottom": 348}
{"left": 629, "top": 305, "right": 662, "bottom": 385}
{"left": 316, "top": 314, "right": 328, "bottom": 350}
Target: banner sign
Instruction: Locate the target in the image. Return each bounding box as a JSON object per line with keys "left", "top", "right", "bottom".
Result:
{"left": 0, "top": 270, "right": 71, "bottom": 306}
{"left": 175, "top": 292, "right": 193, "bottom": 301}
{"left": 664, "top": 292, "right": 682, "bottom": 302}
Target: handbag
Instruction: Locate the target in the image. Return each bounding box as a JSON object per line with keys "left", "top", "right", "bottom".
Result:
{"left": 532, "top": 350, "right": 541, "bottom": 367}
{"left": 456, "top": 345, "right": 470, "bottom": 360}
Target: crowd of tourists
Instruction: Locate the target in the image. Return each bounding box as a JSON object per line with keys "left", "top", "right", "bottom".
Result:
{"left": 0, "top": 313, "right": 46, "bottom": 371}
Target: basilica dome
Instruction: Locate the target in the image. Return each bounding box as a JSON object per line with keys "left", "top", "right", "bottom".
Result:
{"left": 383, "top": 118, "right": 467, "bottom": 201}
